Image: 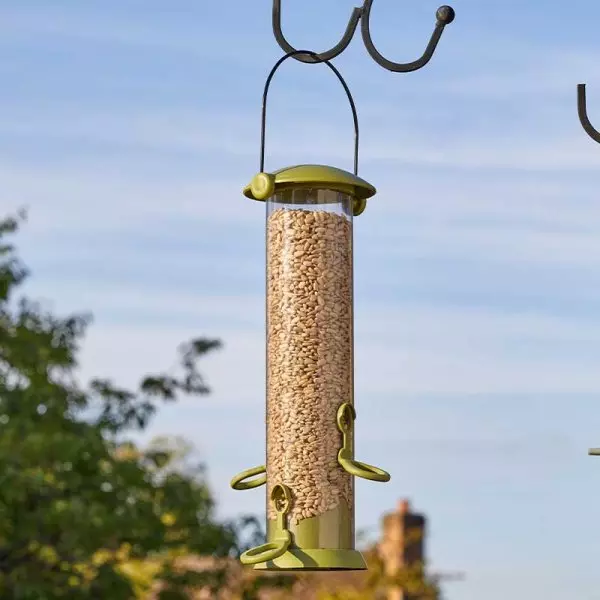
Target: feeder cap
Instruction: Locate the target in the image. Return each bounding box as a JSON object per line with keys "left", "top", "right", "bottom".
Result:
{"left": 243, "top": 164, "right": 377, "bottom": 204}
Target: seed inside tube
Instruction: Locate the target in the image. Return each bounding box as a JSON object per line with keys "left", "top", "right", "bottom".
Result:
{"left": 266, "top": 206, "right": 354, "bottom": 524}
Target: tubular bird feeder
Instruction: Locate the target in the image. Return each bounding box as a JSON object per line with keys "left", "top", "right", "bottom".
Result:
{"left": 230, "top": 1, "right": 455, "bottom": 573}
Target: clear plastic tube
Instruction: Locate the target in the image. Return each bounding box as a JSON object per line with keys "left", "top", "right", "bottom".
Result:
{"left": 265, "top": 187, "right": 354, "bottom": 548}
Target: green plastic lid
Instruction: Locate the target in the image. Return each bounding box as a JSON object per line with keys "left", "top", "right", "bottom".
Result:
{"left": 243, "top": 164, "right": 376, "bottom": 216}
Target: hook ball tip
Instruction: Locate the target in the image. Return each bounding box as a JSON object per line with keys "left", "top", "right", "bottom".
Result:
{"left": 436, "top": 5, "right": 455, "bottom": 24}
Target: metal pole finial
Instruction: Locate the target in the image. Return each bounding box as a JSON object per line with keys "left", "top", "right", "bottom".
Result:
{"left": 361, "top": 1, "right": 454, "bottom": 72}
{"left": 578, "top": 83, "right": 600, "bottom": 144}
{"left": 272, "top": 0, "right": 455, "bottom": 73}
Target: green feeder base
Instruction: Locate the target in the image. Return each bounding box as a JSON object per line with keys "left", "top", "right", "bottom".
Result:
{"left": 253, "top": 548, "right": 367, "bottom": 572}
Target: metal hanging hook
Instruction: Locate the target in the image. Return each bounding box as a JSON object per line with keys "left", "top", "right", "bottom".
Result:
{"left": 577, "top": 84, "right": 600, "bottom": 144}
{"left": 361, "top": 2, "right": 455, "bottom": 73}
{"left": 273, "top": 0, "right": 362, "bottom": 64}
{"left": 271, "top": 1, "right": 455, "bottom": 73}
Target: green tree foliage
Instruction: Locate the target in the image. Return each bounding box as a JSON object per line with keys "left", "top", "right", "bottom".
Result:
{"left": 0, "top": 212, "right": 280, "bottom": 599}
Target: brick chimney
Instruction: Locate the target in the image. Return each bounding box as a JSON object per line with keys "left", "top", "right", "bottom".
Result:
{"left": 377, "top": 499, "right": 427, "bottom": 600}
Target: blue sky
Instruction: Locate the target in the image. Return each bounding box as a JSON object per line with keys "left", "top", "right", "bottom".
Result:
{"left": 3, "top": 0, "right": 600, "bottom": 598}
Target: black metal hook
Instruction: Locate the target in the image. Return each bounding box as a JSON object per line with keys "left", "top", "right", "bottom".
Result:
{"left": 272, "top": 0, "right": 362, "bottom": 64}
{"left": 271, "top": 1, "right": 455, "bottom": 73}
{"left": 361, "top": 2, "right": 455, "bottom": 73}
{"left": 577, "top": 83, "right": 600, "bottom": 144}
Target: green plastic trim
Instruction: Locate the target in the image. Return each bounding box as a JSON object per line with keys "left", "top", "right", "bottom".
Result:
{"left": 253, "top": 548, "right": 367, "bottom": 571}
{"left": 291, "top": 500, "right": 353, "bottom": 549}
{"left": 338, "top": 451, "right": 391, "bottom": 482}
{"left": 249, "top": 172, "right": 276, "bottom": 200}
{"left": 254, "top": 498, "right": 363, "bottom": 570}
{"left": 230, "top": 465, "right": 267, "bottom": 490}
{"left": 337, "top": 403, "right": 391, "bottom": 482}
{"left": 240, "top": 484, "right": 292, "bottom": 566}
{"left": 243, "top": 164, "right": 376, "bottom": 216}
{"left": 242, "top": 532, "right": 292, "bottom": 566}
{"left": 353, "top": 197, "right": 367, "bottom": 216}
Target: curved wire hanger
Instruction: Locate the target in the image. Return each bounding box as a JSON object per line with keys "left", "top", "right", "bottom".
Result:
{"left": 272, "top": 0, "right": 455, "bottom": 72}
{"left": 259, "top": 50, "right": 360, "bottom": 175}
{"left": 577, "top": 83, "right": 600, "bottom": 144}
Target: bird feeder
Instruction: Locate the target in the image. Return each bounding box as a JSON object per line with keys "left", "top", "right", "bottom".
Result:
{"left": 230, "top": 52, "right": 390, "bottom": 572}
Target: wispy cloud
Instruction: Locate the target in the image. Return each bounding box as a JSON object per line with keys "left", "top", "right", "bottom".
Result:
{"left": 0, "top": 4, "right": 265, "bottom": 63}
{"left": 29, "top": 283, "right": 599, "bottom": 400}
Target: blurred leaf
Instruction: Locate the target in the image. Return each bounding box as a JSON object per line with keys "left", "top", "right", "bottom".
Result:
{"left": 0, "top": 211, "right": 289, "bottom": 599}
